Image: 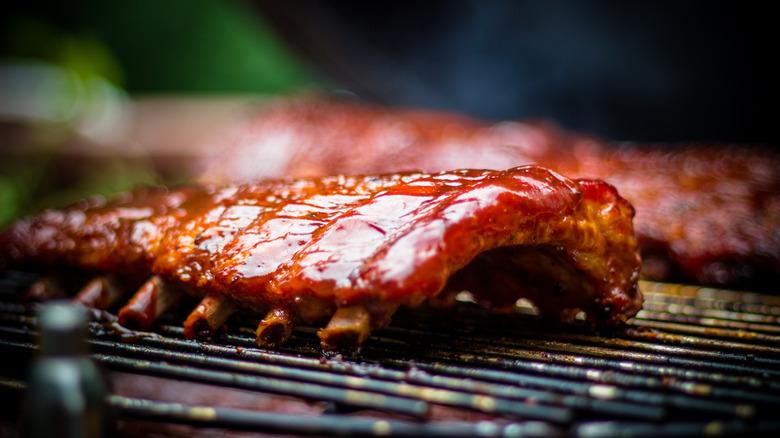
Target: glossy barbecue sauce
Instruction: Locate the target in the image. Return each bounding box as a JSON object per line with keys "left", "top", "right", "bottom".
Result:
{"left": 1, "top": 166, "right": 642, "bottom": 350}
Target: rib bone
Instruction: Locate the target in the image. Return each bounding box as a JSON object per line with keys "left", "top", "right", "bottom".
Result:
{"left": 118, "top": 275, "right": 184, "bottom": 330}
{"left": 318, "top": 302, "right": 402, "bottom": 352}
{"left": 72, "top": 275, "right": 127, "bottom": 309}
{"left": 256, "top": 307, "right": 294, "bottom": 347}
{"left": 318, "top": 306, "right": 373, "bottom": 352}
{"left": 21, "top": 275, "right": 67, "bottom": 302}
{"left": 183, "top": 294, "right": 240, "bottom": 340}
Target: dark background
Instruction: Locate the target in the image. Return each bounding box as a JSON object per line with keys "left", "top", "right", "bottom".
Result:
{"left": 2, "top": 0, "right": 777, "bottom": 144}
{"left": 256, "top": 0, "right": 776, "bottom": 144}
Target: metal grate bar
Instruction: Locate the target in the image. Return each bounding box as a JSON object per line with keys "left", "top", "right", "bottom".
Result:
{"left": 639, "top": 301, "right": 780, "bottom": 326}
{"left": 2, "top": 304, "right": 768, "bottom": 422}
{"left": 0, "top": 336, "right": 431, "bottom": 419}
{"left": 3, "top": 274, "right": 780, "bottom": 437}
{"left": 88, "top": 338, "right": 575, "bottom": 423}
{"left": 126, "top": 328, "right": 667, "bottom": 421}
{"left": 388, "top": 303, "right": 780, "bottom": 353}
{"left": 629, "top": 318, "right": 780, "bottom": 345}
{"left": 109, "top": 394, "right": 557, "bottom": 437}
{"left": 620, "top": 328, "right": 780, "bottom": 359}
{"left": 364, "top": 345, "right": 762, "bottom": 419}
{"left": 267, "top": 330, "right": 774, "bottom": 415}
{"left": 0, "top": 377, "right": 562, "bottom": 437}
{"left": 639, "top": 282, "right": 780, "bottom": 306}
{"left": 0, "top": 319, "right": 577, "bottom": 423}
{"left": 125, "top": 324, "right": 775, "bottom": 415}
{"left": 369, "top": 323, "right": 780, "bottom": 382}
{"left": 160, "top": 322, "right": 779, "bottom": 413}
{"left": 575, "top": 419, "right": 780, "bottom": 438}
{"left": 641, "top": 293, "right": 780, "bottom": 317}
{"left": 633, "top": 310, "right": 780, "bottom": 335}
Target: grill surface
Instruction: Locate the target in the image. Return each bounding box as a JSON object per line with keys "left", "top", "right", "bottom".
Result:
{"left": 1, "top": 271, "right": 779, "bottom": 437}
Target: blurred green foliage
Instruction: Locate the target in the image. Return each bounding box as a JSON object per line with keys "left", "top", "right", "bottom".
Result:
{"left": 1, "top": 0, "right": 321, "bottom": 94}
{"left": 1, "top": 0, "right": 323, "bottom": 226}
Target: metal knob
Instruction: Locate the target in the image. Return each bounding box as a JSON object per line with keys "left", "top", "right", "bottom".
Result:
{"left": 25, "top": 302, "right": 107, "bottom": 438}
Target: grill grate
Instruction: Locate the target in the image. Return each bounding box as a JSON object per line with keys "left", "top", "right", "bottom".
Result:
{"left": 1, "top": 272, "right": 780, "bottom": 437}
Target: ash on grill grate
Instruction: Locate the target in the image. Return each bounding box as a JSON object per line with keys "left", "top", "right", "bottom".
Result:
{"left": 1, "top": 272, "right": 780, "bottom": 437}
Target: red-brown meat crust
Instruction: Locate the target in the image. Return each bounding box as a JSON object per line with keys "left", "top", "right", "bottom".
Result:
{"left": 0, "top": 166, "right": 641, "bottom": 325}
{"left": 200, "top": 98, "right": 779, "bottom": 289}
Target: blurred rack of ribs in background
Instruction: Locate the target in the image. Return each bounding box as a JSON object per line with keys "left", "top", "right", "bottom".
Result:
{"left": 197, "top": 97, "right": 780, "bottom": 292}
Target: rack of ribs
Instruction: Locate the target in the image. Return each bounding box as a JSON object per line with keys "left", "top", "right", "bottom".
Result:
{"left": 1, "top": 166, "right": 641, "bottom": 352}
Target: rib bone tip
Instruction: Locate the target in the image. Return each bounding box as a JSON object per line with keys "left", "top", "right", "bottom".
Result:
{"left": 318, "top": 305, "right": 372, "bottom": 352}
{"left": 184, "top": 294, "right": 240, "bottom": 340}
{"left": 118, "top": 275, "right": 183, "bottom": 330}
{"left": 72, "top": 274, "right": 126, "bottom": 309}
{"left": 21, "top": 276, "right": 66, "bottom": 302}
{"left": 256, "top": 307, "right": 295, "bottom": 347}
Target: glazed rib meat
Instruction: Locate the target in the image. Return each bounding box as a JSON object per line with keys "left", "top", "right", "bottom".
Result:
{"left": 1, "top": 166, "right": 641, "bottom": 351}
{"left": 199, "top": 98, "right": 780, "bottom": 290}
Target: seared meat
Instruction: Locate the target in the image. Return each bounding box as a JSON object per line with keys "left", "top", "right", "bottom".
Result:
{"left": 1, "top": 166, "right": 641, "bottom": 351}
